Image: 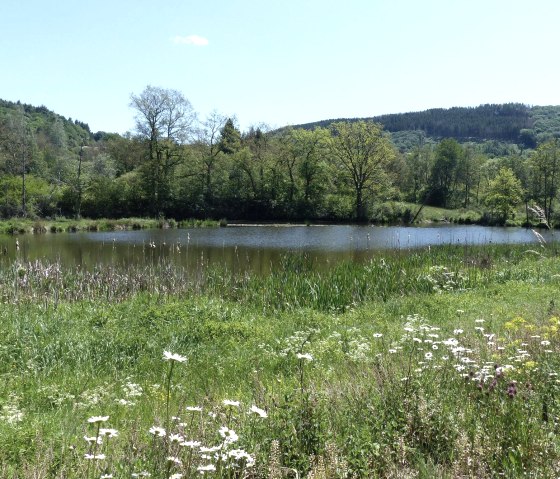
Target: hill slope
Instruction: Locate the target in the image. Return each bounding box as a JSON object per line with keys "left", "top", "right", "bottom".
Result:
{"left": 293, "top": 103, "right": 560, "bottom": 148}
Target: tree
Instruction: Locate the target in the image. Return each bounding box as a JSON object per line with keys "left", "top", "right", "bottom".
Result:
{"left": 193, "top": 111, "right": 229, "bottom": 213}
{"left": 218, "top": 118, "right": 241, "bottom": 155}
{"left": 401, "top": 138, "right": 433, "bottom": 203}
{"left": 428, "top": 138, "right": 463, "bottom": 208}
{"left": 327, "top": 121, "right": 395, "bottom": 220}
{"left": 0, "top": 106, "right": 37, "bottom": 216}
{"left": 276, "top": 127, "right": 329, "bottom": 218}
{"left": 529, "top": 139, "right": 559, "bottom": 224}
{"left": 130, "top": 85, "right": 196, "bottom": 216}
{"left": 484, "top": 167, "right": 523, "bottom": 223}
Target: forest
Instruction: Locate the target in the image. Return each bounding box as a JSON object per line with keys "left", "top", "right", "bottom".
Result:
{"left": 1, "top": 90, "right": 559, "bottom": 225}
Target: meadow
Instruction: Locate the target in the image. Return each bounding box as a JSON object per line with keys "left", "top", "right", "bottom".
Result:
{"left": 0, "top": 242, "right": 559, "bottom": 478}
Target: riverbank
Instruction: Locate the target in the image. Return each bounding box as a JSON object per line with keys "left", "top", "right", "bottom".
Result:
{"left": 1, "top": 244, "right": 559, "bottom": 477}
{"left": 0, "top": 201, "right": 554, "bottom": 236}
{"left": 0, "top": 217, "right": 221, "bottom": 235}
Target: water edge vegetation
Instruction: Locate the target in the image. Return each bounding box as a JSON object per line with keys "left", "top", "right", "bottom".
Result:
{"left": 0, "top": 242, "right": 559, "bottom": 477}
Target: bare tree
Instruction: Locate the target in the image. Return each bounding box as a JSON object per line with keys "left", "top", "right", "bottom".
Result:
{"left": 130, "top": 86, "right": 196, "bottom": 215}
{"left": 194, "top": 111, "right": 227, "bottom": 208}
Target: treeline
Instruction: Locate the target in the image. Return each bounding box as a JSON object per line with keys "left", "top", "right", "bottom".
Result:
{"left": 297, "top": 103, "right": 560, "bottom": 148}
{"left": 0, "top": 89, "right": 559, "bottom": 225}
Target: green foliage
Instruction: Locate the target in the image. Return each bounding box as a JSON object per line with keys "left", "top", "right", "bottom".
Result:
{"left": 428, "top": 138, "right": 463, "bottom": 208}
{"left": 484, "top": 167, "right": 524, "bottom": 224}
{"left": 2, "top": 95, "right": 560, "bottom": 224}
{"left": 328, "top": 121, "right": 396, "bottom": 220}
{"left": 0, "top": 175, "right": 59, "bottom": 218}
{"left": 218, "top": 118, "right": 242, "bottom": 154}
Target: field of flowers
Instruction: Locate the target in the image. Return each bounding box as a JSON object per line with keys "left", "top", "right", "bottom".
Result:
{"left": 0, "top": 243, "right": 559, "bottom": 478}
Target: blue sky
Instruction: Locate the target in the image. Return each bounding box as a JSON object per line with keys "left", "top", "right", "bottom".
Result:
{"left": 1, "top": 0, "right": 560, "bottom": 134}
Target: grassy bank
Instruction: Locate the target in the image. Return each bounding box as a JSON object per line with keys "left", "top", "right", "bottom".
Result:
{"left": 1, "top": 245, "right": 560, "bottom": 477}
{"left": 0, "top": 217, "right": 221, "bottom": 235}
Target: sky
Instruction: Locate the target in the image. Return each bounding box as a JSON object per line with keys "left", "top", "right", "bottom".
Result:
{"left": 1, "top": 0, "right": 560, "bottom": 134}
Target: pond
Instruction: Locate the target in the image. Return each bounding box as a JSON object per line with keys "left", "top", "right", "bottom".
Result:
{"left": 0, "top": 224, "right": 555, "bottom": 272}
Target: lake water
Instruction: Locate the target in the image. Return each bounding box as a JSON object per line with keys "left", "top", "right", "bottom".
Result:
{"left": 0, "top": 224, "right": 555, "bottom": 271}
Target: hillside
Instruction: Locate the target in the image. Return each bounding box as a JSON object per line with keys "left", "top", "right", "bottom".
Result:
{"left": 0, "top": 98, "right": 94, "bottom": 149}
{"left": 293, "top": 103, "right": 560, "bottom": 149}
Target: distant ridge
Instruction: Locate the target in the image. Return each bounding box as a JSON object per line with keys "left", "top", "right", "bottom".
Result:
{"left": 290, "top": 103, "right": 560, "bottom": 148}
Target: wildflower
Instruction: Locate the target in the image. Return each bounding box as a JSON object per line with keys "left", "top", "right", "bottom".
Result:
{"left": 169, "top": 433, "right": 184, "bottom": 443}
{"left": 100, "top": 475, "right": 113, "bottom": 479}
{"left": 169, "top": 474, "right": 183, "bottom": 479}
{"left": 424, "top": 352, "right": 433, "bottom": 360}
{"left": 373, "top": 333, "right": 383, "bottom": 338}
{"left": 148, "top": 426, "right": 166, "bottom": 437}
{"left": 99, "top": 428, "right": 118, "bottom": 438}
{"left": 83, "top": 436, "right": 103, "bottom": 445}
{"left": 197, "top": 464, "right": 216, "bottom": 473}
{"left": 219, "top": 426, "right": 239, "bottom": 444}
{"left": 249, "top": 405, "right": 268, "bottom": 418}
{"left": 84, "top": 453, "right": 106, "bottom": 460}
{"left": 166, "top": 456, "right": 182, "bottom": 465}
{"left": 541, "top": 340, "right": 551, "bottom": 346}
{"left": 200, "top": 445, "right": 222, "bottom": 453}
{"left": 131, "top": 472, "right": 151, "bottom": 478}
{"left": 163, "top": 351, "right": 187, "bottom": 363}
{"left": 87, "top": 415, "right": 109, "bottom": 423}
{"left": 296, "top": 352, "right": 313, "bottom": 361}
{"left": 222, "top": 399, "right": 240, "bottom": 407}
{"left": 186, "top": 406, "right": 203, "bottom": 412}
{"left": 181, "top": 440, "right": 201, "bottom": 448}
{"left": 388, "top": 349, "right": 397, "bottom": 353}
{"left": 507, "top": 382, "right": 517, "bottom": 399}
{"left": 453, "top": 329, "right": 463, "bottom": 335}
{"left": 475, "top": 319, "right": 485, "bottom": 323}
{"left": 229, "top": 449, "right": 255, "bottom": 466}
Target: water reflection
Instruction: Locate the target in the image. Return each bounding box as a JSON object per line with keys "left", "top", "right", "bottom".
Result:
{"left": 0, "top": 225, "right": 555, "bottom": 272}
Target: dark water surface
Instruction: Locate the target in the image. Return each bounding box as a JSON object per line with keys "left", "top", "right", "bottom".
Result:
{"left": 0, "top": 225, "right": 555, "bottom": 271}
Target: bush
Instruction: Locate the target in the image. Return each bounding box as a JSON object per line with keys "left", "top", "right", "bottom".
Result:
{"left": 370, "top": 202, "right": 414, "bottom": 224}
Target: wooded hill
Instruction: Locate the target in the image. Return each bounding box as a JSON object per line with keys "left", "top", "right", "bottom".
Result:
{"left": 0, "top": 99, "right": 94, "bottom": 147}
{"left": 294, "top": 103, "right": 560, "bottom": 149}
{"left": 0, "top": 92, "right": 559, "bottom": 224}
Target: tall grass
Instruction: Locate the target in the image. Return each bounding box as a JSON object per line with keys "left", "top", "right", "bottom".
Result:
{"left": 1, "top": 243, "right": 557, "bottom": 311}
{"left": 0, "top": 244, "right": 559, "bottom": 477}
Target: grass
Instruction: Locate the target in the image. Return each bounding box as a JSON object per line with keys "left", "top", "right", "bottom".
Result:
{"left": 1, "top": 244, "right": 560, "bottom": 477}
{"left": 0, "top": 217, "right": 220, "bottom": 235}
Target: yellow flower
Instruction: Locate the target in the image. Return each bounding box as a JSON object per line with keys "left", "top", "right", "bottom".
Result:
{"left": 523, "top": 360, "right": 537, "bottom": 370}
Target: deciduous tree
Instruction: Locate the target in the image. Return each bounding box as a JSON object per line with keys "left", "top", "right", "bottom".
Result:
{"left": 130, "top": 86, "right": 196, "bottom": 216}
{"left": 485, "top": 167, "right": 523, "bottom": 223}
{"left": 327, "top": 121, "right": 395, "bottom": 220}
